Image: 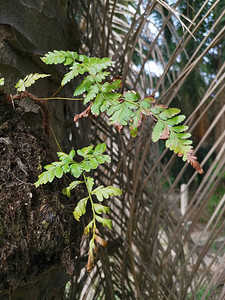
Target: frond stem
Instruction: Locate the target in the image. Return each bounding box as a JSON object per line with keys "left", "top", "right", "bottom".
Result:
{"left": 39, "top": 97, "right": 84, "bottom": 101}
{"left": 83, "top": 174, "right": 96, "bottom": 238}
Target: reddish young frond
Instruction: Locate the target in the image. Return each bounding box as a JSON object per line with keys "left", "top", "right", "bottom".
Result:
{"left": 74, "top": 103, "right": 92, "bottom": 122}
{"left": 186, "top": 150, "right": 204, "bottom": 174}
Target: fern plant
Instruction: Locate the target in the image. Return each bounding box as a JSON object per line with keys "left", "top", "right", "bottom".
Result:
{"left": 42, "top": 50, "right": 203, "bottom": 173}
{"left": 35, "top": 143, "right": 122, "bottom": 271}
{"left": 11, "top": 51, "right": 203, "bottom": 271}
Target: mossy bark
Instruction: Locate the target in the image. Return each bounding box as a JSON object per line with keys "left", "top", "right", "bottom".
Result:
{"left": 0, "top": 1, "right": 85, "bottom": 298}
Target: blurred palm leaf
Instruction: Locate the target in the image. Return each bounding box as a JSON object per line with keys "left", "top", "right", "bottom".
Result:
{"left": 68, "top": 0, "right": 225, "bottom": 299}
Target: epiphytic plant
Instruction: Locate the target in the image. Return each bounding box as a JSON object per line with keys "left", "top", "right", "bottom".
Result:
{"left": 34, "top": 143, "right": 121, "bottom": 271}
{"left": 12, "top": 51, "right": 203, "bottom": 270}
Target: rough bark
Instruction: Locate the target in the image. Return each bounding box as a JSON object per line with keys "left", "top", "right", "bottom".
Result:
{"left": 0, "top": 1, "right": 84, "bottom": 298}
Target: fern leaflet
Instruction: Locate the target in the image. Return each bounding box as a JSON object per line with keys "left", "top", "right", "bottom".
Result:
{"left": 15, "top": 73, "right": 50, "bottom": 92}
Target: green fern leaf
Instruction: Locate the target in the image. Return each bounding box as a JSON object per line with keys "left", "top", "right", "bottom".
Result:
{"left": 70, "top": 163, "right": 83, "bottom": 178}
{"left": 42, "top": 50, "right": 67, "bottom": 64}
{"left": 54, "top": 166, "right": 64, "bottom": 178}
{"left": 139, "top": 97, "right": 154, "bottom": 113}
{"left": 47, "top": 171, "right": 55, "bottom": 182}
{"left": 69, "top": 149, "right": 75, "bottom": 159}
{"left": 63, "top": 52, "right": 79, "bottom": 65}
{"left": 0, "top": 78, "right": 4, "bottom": 86}
{"left": 81, "top": 57, "right": 113, "bottom": 74}
{"left": 77, "top": 145, "right": 94, "bottom": 157}
{"left": 152, "top": 121, "right": 165, "bottom": 142}
{"left": 108, "top": 101, "right": 134, "bottom": 126}
{"left": 124, "top": 90, "right": 140, "bottom": 102}
{"left": 62, "top": 180, "right": 83, "bottom": 198}
{"left": 92, "top": 185, "right": 122, "bottom": 202}
{"left": 158, "top": 108, "right": 180, "bottom": 120}
{"left": 42, "top": 50, "right": 78, "bottom": 65}
{"left": 84, "top": 220, "right": 94, "bottom": 234}
{"left": 176, "top": 133, "right": 192, "bottom": 139}
{"left": 86, "top": 177, "right": 94, "bottom": 192}
{"left": 69, "top": 180, "right": 83, "bottom": 190}
{"left": 62, "top": 164, "right": 70, "bottom": 173}
{"left": 101, "top": 79, "right": 121, "bottom": 93}
{"left": 166, "top": 115, "right": 186, "bottom": 126}
{"left": 73, "top": 197, "right": 89, "bottom": 221}
{"left": 91, "top": 92, "right": 121, "bottom": 115}
{"left": 93, "top": 143, "right": 107, "bottom": 155}
{"left": 150, "top": 106, "right": 165, "bottom": 115}
{"left": 95, "top": 215, "right": 112, "bottom": 229}
{"left": 15, "top": 73, "right": 50, "bottom": 92}
{"left": 34, "top": 144, "right": 111, "bottom": 191}
{"left": 61, "top": 63, "right": 85, "bottom": 86}
{"left": 129, "top": 109, "right": 143, "bottom": 137}
{"left": 84, "top": 84, "right": 100, "bottom": 104}
{"left": 95, "top": 72, "right": 110, "bottom": 83}
{"left": 76, "top": 143, "right": 110, "bottom": 172}
{"left": 62, "top": 187, "right": 71, "bottom": 198}
{"left": 93, "top": 204, "right": 110, "bottom": 214}
{"left": 150, "top": 106, "right": 195, "bottom": 163}
{"left": 44, "top": 164, "right": 54, "bottom": 171}
{"left": 129, "top": 97, "right": 154, "bottom": 137}
{"left": 100, "top": 93, "right": 121, "bottom": 113}
{"left": 89, "top": 157, "right": 98, "bottom": 169}
{"left": 34, "top": 172, "right": 48, "bottom": 187}
{"left": 91, "top": 92, "right": 105, "bottom": 115}
{"left": 81, "top": 160, "right": 91, "bottom": 172}
{"left": 34, "top": 169, "right": 55, "bottom": 187}
{"left": 73, "top": 76, "right": 92, "bottom": 96}
{"left": 57, "top": 152, "right": 74, "bottom": 164}
{"left": 172, "top": 125, "right": 189, "bottom": 132}
{"left": 165, "top": 132, "right": 193, "bottom": 160}
{"left": 96, "top": 154, "right": 111, "bottom": 164}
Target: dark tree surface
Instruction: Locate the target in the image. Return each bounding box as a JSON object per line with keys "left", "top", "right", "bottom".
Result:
{"left": 0, "top": 1, "right": 84, "bottom": 299}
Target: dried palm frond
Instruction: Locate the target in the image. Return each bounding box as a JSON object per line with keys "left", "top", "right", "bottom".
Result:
{"left": 67, "top": 1, "right": 225, "bottom": 299}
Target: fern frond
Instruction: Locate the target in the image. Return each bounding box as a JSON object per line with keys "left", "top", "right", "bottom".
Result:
{"left": 40, "top": 51, "right": 203, "bottom": 173}
{"left": 165, "top": 131, "right": 193, "bottom": 159}
{"left": 88, "top": 86, "right": 202, "bottom": 172}
{"left": 187, "top": 151, "right": 204, "bottom": 174}
{"left": 15, "top": 73, "right": 50, "bottom": 92}
{"left": 79, "top": 56, "right": 113, "bottom": 74}
{"left": 90, "top": 92, "right": 105, "bottom": 115}
{"left": 41, "top": 50, "right": 79, "bottom": 65}
{"left": 152, "top": 121, "right": 165, "bottom": 142}
{"left": 84, "top": 84, "right": 100, "bottom": 104}
{"left": 91, "top": 92, "right": 122, "bottom": 115}
{"left": 95, "top": 72, "right": 110, "bottom": 83}
{"left": 108, "top": 101, "right": 134, "bottom": 126}
{"left": 150, "top": 106, "right": 203, "bottom": 173}
{"left": 61, "top": 63, "right": 85, "bottom": 86}
{"left": 34, "top": 144, "right": 111, "bottom": 188}
{"left": 73, "top": 76, "right": 93, "bottom": 96}
{"left": 129, "top": 97, "right": 154, "bottom": 137}
{"left": 42, "top": 51, "right": 115, "bottom": 93}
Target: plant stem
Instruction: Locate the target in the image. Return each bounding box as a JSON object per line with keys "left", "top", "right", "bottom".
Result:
{"left": 38, "top": 97, "right": 84, "bottom": 101}
{"left": 50, "top": 86, "right": 62, "bottom": 98}
{"left": 83, "top": 174, "right": 96, "bottom": 237}
{"left": 50, "top": 125, "right": 63, "bottom": 152}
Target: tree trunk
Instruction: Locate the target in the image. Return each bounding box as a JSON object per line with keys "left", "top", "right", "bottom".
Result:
{"left": 0, "top": 1, "right": 84, "bottom": 298}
